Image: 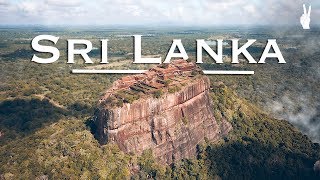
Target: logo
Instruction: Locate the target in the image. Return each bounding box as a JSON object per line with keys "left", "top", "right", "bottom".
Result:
{"left": 300, "top": 4, "right": 311, "bottom": 29}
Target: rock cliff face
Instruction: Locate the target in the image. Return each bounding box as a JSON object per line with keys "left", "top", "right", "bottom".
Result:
{"left": 94, "top": 60, "right": 232, "bottom": 164}
{"left": 315, "top": 160, "right": 320, "bottom": 174}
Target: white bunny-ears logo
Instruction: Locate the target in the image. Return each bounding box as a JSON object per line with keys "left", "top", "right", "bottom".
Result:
{"left": 300, "top": 4, "right": 311, "bottom": 29}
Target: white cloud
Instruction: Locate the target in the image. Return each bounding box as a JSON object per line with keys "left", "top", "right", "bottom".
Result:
{"left": 268, "top": 95, "right": 320, "bottom": 143}
{"left": 18, "top": 1, "right": 41, "bottom": 16}
{"left": 0, "top": 0, "right": 319, "bottom": 25}
{"left": 244, "top": 4, "right": 256, "bottom": 14}
{"left": 45, "top": 0, "right": 81, "bottom": 7}
{"left": 0, "top": 0, "right": 8, "bottom": 5}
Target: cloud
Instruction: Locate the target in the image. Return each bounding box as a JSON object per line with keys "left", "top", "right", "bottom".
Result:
{"left": 0, "top": 0, "right": 320, "bottom": 25}
{"left": 0, "top": 0, "right": 9, "bottom": 6}
{"left": 45, "top": 0, "right": 81, "bottom": 7}
{"left": 268, "top": 94, "right": 320, "bottom": 143}
{"left": 18, "top": 1, "right": 41, "bottom": 16}
{"left": 243, "top": 4, "right": 256, "bottom": 14}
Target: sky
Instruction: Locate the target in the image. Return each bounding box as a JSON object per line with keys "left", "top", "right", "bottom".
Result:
{"left": 0, "top": 0, "right": 319, "bottom": 26}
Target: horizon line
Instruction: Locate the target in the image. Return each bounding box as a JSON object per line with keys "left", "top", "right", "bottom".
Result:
{"left": 0, "top": 24, "right": 316, "bottom": 27}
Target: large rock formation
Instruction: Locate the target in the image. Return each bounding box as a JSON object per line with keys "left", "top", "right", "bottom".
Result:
{"left": 315, "top": 160, "right": 320, "bottom": 175}
{"left": 94, "top": 60, "right": 232, "bottom": 164}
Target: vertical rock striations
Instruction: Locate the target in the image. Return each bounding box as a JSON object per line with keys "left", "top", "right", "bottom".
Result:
{"left": 94, "top": 60, "right": 232, "bottom": 164}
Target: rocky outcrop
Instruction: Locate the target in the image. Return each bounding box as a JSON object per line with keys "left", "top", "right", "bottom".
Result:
{"left": 94, "top": 60, "right": 232, "bottom": 164}
{"left": 315, "top": 160, "right": 320, "bottom": 175}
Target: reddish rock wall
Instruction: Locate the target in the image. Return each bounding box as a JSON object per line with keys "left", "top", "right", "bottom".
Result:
{"left": 95, "top": 76, "right": 232, "bottom": 164}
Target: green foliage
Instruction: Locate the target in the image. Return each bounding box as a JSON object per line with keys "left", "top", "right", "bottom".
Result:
{"left": 117, "top": 90, "right": 140, "bottom": 104}
{"left": 103, "top": 91, "right": 141, "bottom": 107}
{"left": 153, "top": 90, "right": 163, "bottom": 99}
{"left": 104, "top": 96, "right": 118, "bottom": 107}
{"left": 159, "top": 64, "right": 169, "bottom": 69}
{"left": 134, "top": 149, "right": 167, "bottom": 179}
{"left": 116, "top": 100, "right": 124, "bottom": 107}
{"left": 0, "top": 98, "right": 68, "bottom": 144}
{"left": 181, "top": 117, "right": 189, "bottom": 125}
{"left": 169, "top": 153, "right": 212, "bottom": 180}
{"left": 0, "top": 119, "right": 131, "bottom": 179}
{"left": 0, "top": 60, "right": 115, "bottom": 114}
{"left": 168, "top": 86, "right": 181, "bottom": 93}
{"left": 163, "top": 80, "right": 172, "bottom": 87}
{"left": 191, "top": 70, "right": 199, "bottom": 76}
{"left": 206, "top": 85, "right": 320, "bottom": 179}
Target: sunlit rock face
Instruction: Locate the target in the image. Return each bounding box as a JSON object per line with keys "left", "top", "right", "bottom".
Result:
{"left": 94, "top": 60, "right": 232, "bottom": 164}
